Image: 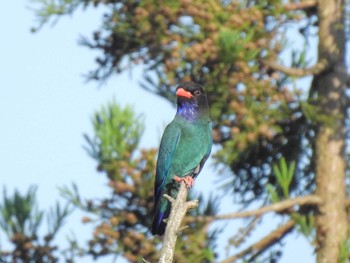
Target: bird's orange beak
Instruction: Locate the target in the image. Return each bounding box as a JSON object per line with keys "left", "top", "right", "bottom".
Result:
{"left": 176, "top": 88, "right": 193, "bottom": 99}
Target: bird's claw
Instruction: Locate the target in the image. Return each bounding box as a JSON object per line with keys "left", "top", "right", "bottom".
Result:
{"left": 173, "top": 175, "right": 194, "bottom": 189}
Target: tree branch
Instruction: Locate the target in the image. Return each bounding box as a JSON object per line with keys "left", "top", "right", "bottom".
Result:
{"left": 229, "top": 216, "right": 261, "bottom": 247}
{"left": 158, "top": 182, "right": 198, "bottom": 263}
{"left": 284, "top": 1, "right": 317, "bottom": 11}
{"left": 346, "top": 75, "right": 350, "bottom": 87}
{"left": 194, "top": 195, "right": 322, "bottom": 223}
{"left": 263, "top": 59, "right": 328, "bottom": 77}
{"left": 220, "top": 220, "right": 295, "bottom": 263}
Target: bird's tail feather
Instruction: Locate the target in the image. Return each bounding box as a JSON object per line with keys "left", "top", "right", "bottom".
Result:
{"left": 151, "top": 201, "right": 171, "bottom": 235}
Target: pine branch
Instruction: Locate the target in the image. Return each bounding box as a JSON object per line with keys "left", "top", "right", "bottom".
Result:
{"left": 220, "top": 220, "right": 295, "bottom": 263}
{"left": 229, "top": 216, "right": 261, "bottom": 247}
{"left": 158, "top": 182, "right": 198, "bottom": 263}
{"left": 194, "top": 195, "right": 322, "bottom": 222}
{"left": 263, "top": 59, "right": 328, "bottom": 77}
{"left": 284, "top": 1, "right": 317, "bottom": 11}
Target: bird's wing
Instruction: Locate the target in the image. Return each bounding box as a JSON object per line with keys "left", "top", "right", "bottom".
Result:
{"left": 187, "top": 122, "right": 213, "bottom": 178}
{"left": 202, "top": 123, "right": 213, "bottom": 167}
{"left": 154, "top": 123, "right": 181, "bottom": 203}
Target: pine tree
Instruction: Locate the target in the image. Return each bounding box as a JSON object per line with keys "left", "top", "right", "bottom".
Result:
{"left": 30, "top": 1, "right": 350, "bottom": 262}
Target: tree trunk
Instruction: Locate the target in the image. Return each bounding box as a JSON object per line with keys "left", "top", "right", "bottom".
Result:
{"left": 314, "top": 1, "right": 348, "bottom": 262}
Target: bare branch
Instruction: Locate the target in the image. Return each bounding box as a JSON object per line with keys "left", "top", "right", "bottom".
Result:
{"left": 220, "top": 220, "right": 295, "bottom": 263}
{"left": 158, "top": 182, "right": 198, "bottom": 263}
{"left": 163, "top": 194, "right": 175, "bottom": 203}
{"left": 284, "top": 1, "right": 317, "bottom": 11}
{"left": 229, "top": 216, "right": 261, "bottom": 247}
{"left": 194, "top": 195, "right": 322, "bottom": 222}
{"left": 263, "top": 59, "right": 328, "bottom": 77}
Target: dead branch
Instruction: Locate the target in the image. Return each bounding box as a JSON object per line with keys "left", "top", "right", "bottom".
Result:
{"left": 263, "top": 59, "right": 328, "bottom": 77}
{"left": 220, "top": 220, "right": 295, "bottom": 263}
{"left": 194, "top": 194, "right": 322, "bottom": 223}
{"left": 158, "top": 182, "right": 198, "bottom": 263}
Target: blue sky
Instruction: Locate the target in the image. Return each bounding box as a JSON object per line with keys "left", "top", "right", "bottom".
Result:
{"left": 1, "top": 1, "right": 313, "bottom": 262}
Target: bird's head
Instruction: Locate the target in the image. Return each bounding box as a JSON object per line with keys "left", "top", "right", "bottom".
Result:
{"left": 176, "top": 81, "right": 208, "bottom": 106}
{"left": 175, "top": 81, "right": 209, "bottom": 120}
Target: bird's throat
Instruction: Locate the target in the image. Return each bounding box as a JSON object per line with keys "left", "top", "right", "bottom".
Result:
{"left": 176, "top": 101, "right": 201, "bottom": 121}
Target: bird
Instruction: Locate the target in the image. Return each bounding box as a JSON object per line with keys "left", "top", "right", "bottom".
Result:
{"left": 151, "top": 81, "right": 212, "bottom": 236}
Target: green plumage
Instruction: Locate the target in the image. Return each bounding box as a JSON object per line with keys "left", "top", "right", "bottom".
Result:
{"left": 152, "top": 81, "right": 212, "bottom": 235}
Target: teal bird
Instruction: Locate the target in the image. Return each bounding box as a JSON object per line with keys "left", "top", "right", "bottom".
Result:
{"left": 152, "top": 81, "right": 212, "bottom": 235}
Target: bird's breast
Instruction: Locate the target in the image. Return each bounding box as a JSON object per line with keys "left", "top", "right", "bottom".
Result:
{"left": 170, "top": 122, "right": 211, "bottom": 177}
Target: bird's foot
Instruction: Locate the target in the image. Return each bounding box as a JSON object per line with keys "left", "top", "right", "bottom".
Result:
{"left": 173, "top": 176, "right": 194, "bottom": 189}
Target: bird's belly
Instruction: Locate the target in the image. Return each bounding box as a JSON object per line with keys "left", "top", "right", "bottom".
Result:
{"left": 170, "top": 129, "right": 209, "bottom": 177}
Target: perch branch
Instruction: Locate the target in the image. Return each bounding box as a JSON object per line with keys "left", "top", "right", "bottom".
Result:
{"left": 220, "top": 220, "right": 295, "bottom": 263}
{"left": 263, "top": 59, "right": 328, "bottom": 77}
{"left": 194, "top": 195, "right": 322, "bottom": 223}
{"left": 158, "top": 182, "right": 198, "bottom": 263}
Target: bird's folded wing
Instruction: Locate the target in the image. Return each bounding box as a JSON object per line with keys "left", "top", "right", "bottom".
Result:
{"left": 155, "top": 123, "right": 181, "bottom": 203}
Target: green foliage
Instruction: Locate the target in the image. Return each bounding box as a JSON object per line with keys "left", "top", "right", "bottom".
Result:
{"left": 272, "top": 158, "right": 295, "bottom": 199}
{"left": 300, "top": 100, "right": 337, "bottom": 126}
{"left": 30, "top": 0, "right": 318, "bottom": 206}
{"left": 266, "top": 184, "right": 280, "bottom": 204}
{"left": 267, "top": 159, "right": 315, "bottom": 242}
{"left": 30, "top": 0, "right": 82, "bottom": 30}
{"left": 47, "top": 202, "right": 72, "bottom": 237}
{"left": 0, "top": 187, "right": 71, "bottom": 262}
{"left": 218, "top": 28, "right": 259, "bottom": 63}
{"left": 84, "top": 100, "right": 144, "bottom": 164}
{"left": 339, "top": 236, "right": 350, "bottom": 263}
{"left": 0, "top": 187, "right": 43, "bottom": 238}
{"left": 266, "top": 158, "right": 295, "bottom": 202}
{"left": 291, "top": 213, "right": 314, "bottom": 239}
{"left": 291, "top": 46, "right": 309, "bottom": 69}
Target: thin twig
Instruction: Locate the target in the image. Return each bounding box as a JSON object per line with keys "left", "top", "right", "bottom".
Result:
{"left": 229, "top": 216, "right": 261, "bottom": 247}
{"left": 220, "top": 220, "right": 295, "bottom": 263}
{"left": 263, "top": 59, "right": 328, "bottom": 77}
{"left": 158, "top": 182, "right": 198, "bottom": 263}
{"left": 194, "top": 195, "right": 322, "bottom": 223}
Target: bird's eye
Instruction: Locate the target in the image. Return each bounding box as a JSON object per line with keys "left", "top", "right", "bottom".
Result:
{"left": 193, "top": 90, "right": 201, "bottom": 95}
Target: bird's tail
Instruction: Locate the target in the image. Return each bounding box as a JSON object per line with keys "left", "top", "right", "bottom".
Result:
{"left": 151, "top": 199, "right": 171, "bottom": 235}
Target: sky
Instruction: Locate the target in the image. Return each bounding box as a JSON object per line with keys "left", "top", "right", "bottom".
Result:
{"left": 0, "top": 1, "right": 313, "bottom": 262}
